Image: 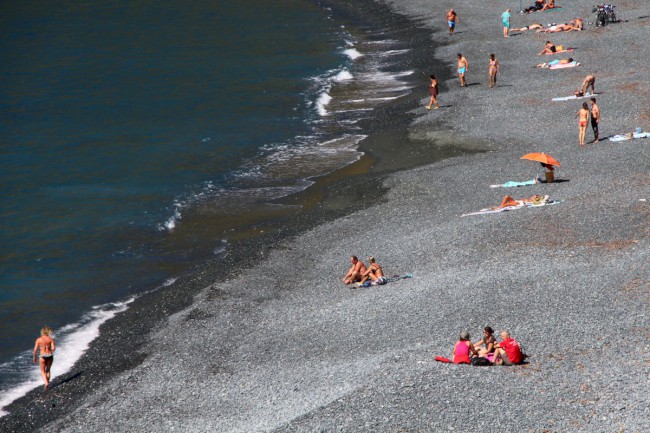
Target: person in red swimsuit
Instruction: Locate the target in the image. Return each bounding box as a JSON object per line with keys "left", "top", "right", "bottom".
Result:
{"left": 576, "top": 102, "right": 590, "bottom": 146}
{"left": 493, "top": 330, "right": 524, "bottom": 365}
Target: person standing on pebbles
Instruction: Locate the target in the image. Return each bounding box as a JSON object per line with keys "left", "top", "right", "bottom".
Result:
{"left": 501, "top": 9, "right": 512, "bottom": 38}
{"left": 590, "top": 97, "right": 600, "bottom": 143}
{"left": 446, "top": 9, "right": 458, "bottom": 35}
{"left": 488, "top": 54, "right": 500, "bottom": 88}
{"left": 33, "top": 326, "right": 55, "bottom": 389}
{"left": 457, "top": 53, "right": 469, "bottom": 87}
{"left": 576, "top": 102, "right": 590, "bottom": 146}
{"left": 426, "top": 74, "right": 440, "bottom": 110}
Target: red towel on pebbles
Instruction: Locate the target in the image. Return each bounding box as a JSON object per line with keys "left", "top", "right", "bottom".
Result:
{"left": 435, "top": 356, "right": 451, "bottom": 363}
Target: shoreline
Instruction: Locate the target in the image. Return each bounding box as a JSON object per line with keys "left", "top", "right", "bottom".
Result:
{"left": 0, "top": 0, "right": 469, "bottom": 430}
{"left": 3, "top": 0, "right": 649, "bottom": 432}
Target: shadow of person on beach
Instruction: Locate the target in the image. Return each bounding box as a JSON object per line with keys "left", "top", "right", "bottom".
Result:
{"left": 48, "top": 371, "right": 84, "bottom": 390}
{"left": 465, "top": 82, "right": 482, "bottom": 87}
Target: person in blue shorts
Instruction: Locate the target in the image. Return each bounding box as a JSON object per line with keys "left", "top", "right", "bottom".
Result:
{"left": 457, "top": 53, "right": 468, "bottom": 87}
{"left": 446, "top": 9, "right": 458, "bottom": 35}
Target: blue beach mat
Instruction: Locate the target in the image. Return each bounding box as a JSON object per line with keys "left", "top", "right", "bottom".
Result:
{"left": 490, "top": 179, "right": 536, "bottom": 188}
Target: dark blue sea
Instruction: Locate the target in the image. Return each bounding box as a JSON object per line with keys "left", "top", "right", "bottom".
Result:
{"left": 0, "top": 0, "right": 415, "bottom": 412}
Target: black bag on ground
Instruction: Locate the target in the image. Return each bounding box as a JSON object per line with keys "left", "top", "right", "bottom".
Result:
{"left": 471, "top": 357, "right": 493, "bottom": 366}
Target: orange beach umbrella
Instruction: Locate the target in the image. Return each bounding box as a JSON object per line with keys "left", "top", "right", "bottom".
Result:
{"left": 520, "top": 152, "right": 561, "bottom": 167}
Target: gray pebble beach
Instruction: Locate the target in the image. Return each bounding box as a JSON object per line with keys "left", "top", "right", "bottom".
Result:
{"left": 2, "top": 0, "right": 648, "bottom": 432}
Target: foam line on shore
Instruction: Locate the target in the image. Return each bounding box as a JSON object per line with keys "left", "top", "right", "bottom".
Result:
{"left": 0, "top": 298, "right": 134, "bottom": 417}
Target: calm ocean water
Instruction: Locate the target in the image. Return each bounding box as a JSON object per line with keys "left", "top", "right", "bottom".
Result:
{"left": 0, "top": 0, "right": 415, "bottom": 412}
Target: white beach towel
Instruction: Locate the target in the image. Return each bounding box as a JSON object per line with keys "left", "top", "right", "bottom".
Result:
{"left": 552, "top": 92, "right": 597, "bottom": 102}
{"left": 608, "top": 132, "right": 650, "bottom": 142}
{"left": 460, "top": 200, "right": 561, "bottom": 217}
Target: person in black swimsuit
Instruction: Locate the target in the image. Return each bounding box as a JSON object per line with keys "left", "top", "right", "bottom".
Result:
{"left": 33, "top": 326, "right": 56, "bottom": 389}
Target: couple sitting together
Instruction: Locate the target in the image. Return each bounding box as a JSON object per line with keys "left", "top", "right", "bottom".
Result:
{"left": 342, "top": 255, "right": 387, "bottom": 288}
{"left": 453, "top": 327, "right": 525, "bottom": 366}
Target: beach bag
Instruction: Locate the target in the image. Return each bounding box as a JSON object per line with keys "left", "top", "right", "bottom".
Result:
{"left": 471, "top": 357, "right": 493, "bottom": 366}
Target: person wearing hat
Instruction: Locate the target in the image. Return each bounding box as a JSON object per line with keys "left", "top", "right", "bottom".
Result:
{"left": 452, "top": 330, "right": 479, "bottom": 364}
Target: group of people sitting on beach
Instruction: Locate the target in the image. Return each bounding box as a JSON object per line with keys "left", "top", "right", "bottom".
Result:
{"left": 342, "top": 255, "right": 387, "bottom": 288}
{"left": 452, "top": 327, "right": 525, "bottom": 366}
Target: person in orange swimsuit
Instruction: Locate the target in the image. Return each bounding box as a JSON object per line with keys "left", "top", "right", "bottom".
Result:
{"left": 33, "top": 326, "right": 56, "bottom": 389}
{"left": 576, "top": 102, "right": 590, "bottom": 146}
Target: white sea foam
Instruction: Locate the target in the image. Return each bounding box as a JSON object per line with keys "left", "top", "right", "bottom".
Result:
{"left": 162, "top": 277, "right": 178, "bottom": 287}
{"left": 0, "top": 298, "right": 134, "bottom": 417}
{"left": 316, "top": 92, "right": 332, "bottom": 116}
{"left": 213, "top": 239, "right": 228, "bottom": 256}
{"left": 343, "top": 48, "right": 363, "bottom": 60}
{"left": 334, "top": 70, "right": 353, "bottom": 82}
{"left": 378, "top": 49, "right": 411, "bottom": 56}
{"left": 158, "top": 203, "right": 182, "bottom": 232}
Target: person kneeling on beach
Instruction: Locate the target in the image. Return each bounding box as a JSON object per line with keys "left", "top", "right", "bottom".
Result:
{"left": 493, "top": 330, "right": 524, "bottom": 366}
{"left": 453, "top": 331, "right": 479, "bottom": 364}
{"left": 356, "top": 256, "right": 387, "bottom": 287}
{"left": 343, "top": 255, "right": 367, "bottom": 285}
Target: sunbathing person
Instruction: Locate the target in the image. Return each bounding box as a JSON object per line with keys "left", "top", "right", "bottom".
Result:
{"left": 525, "top": 0, "right": 546, "bottom": 13}
{"left": 510, "top": 23, "right": 543, "bottom": 33}
{"left": 497, "top": 194, "right": 549, "bottom": 208}
{"left": 536, "top": 57, "right": 574, "bottom": 68}
{"left": 537, "top": 22, "right": 582, "bottom": 33}
{"left": 541, "top": 0, "right": 557, "bottom": 10}
{"left": 452, "top": 331, "right": 479, "bottom": 364}
{"left": 342, "top": 255, "right": 367, "bottom": 285}
{"left": 538, "top": 41, "right": 557, "bottom": 55}
{"left": 356, "top": 256, "right": 387, "bottom": 286}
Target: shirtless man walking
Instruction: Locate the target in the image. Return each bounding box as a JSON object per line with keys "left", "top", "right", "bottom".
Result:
{"left": 590, "top": 98, "right": 600, "bottom": 143}
{"left": 457, "top": 53, "right": 469, "bottom": 87}
{"left": 447, "top": 9, "right": 458, "bottom": 35}
{"left": 576, "top": 102, "right": 590, "bottom": 146}
{"left": 342, "top": 255, "right": 367, "bottom": 285}
{"left": 33, "top": 326, "right": 55, "bottom": 389}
